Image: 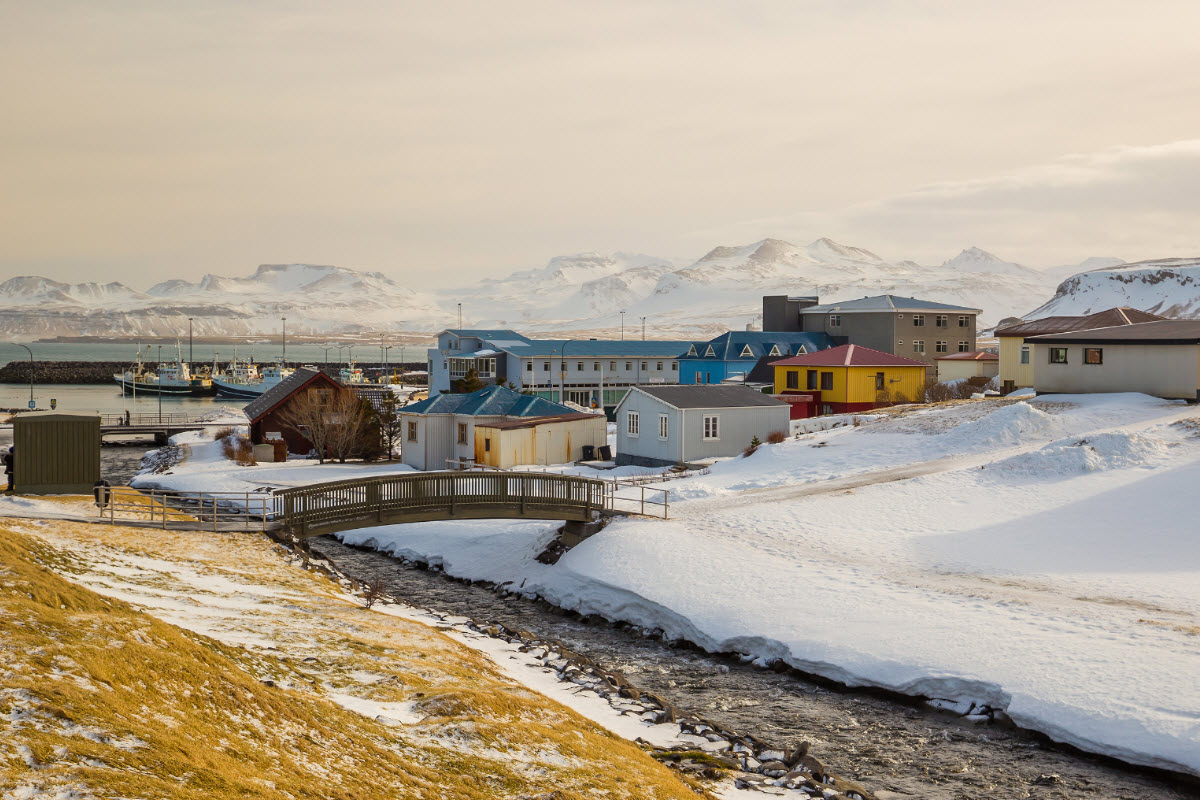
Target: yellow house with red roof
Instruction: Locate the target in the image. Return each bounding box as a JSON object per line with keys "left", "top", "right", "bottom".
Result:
{"left": 772, "top": 344, "right": 927, "bottom": 415}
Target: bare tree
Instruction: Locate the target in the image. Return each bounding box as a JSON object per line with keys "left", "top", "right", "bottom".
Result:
{"left": 276, "top": 386, "right": 342, "bottom": 463}
{"left": 360, "top": 573, "right": 389, "bottom": 609}
{"left": 326, "top": 391, "right": 371, "bottom": 463}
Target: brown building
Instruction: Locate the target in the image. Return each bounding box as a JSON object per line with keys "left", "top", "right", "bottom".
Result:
{"left": 244, "top": 368, "right": 348, "bottom": 455}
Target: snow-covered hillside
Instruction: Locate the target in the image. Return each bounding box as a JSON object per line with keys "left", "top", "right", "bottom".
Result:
{"left": 1026, "top": 256, "right": 1200, "bottom": 319}
{"left": 0, "top": 264, "right": 450, "bottom": 338}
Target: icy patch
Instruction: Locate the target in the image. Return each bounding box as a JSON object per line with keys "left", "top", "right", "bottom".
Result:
{"left": 326, "top": 692, "right": 422, "bottom": 726}
{"left": 985, "top": 432, "right": 1169, "bottom": 479}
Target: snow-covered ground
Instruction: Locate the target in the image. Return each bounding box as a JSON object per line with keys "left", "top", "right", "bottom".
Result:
{"left": 321, "top": 393, "right": 1200, "bottom": 778}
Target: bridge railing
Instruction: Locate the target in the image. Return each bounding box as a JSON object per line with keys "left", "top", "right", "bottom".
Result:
{"left": 99, "top": 412, "right": 221, "bottom": 427}
{"left": 275, "top": 471, "right": 611, "bottom": 533}
{"left": 99, "top": 486, "right": 276, "bottom": 531}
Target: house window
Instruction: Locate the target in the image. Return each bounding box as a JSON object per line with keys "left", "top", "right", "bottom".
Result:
{"left": 543, "top": 361, "right": 550, "bottom": 371}
{"left": 1084, "top": 347, "right": 1103, "bottom": 365}
{"left": 897, "top": 340, "right": 904, "bottom": 346}
{"left": 626, "top": 362, "right": 632, "bottom": 370}
{"left": 786, "top": 370, "right": 799, "bottom": 390}
{"left": 806, "top": 370, "right": 818, "bottom": 390}
{"left": 671, "top": 362, "right": 678, "bottom": 371}
{"left": 875, "top": 372, "right": 885, "bottom": 391}
{"left": 829, "top": 315, "right": 841, "bottom": 327}
{"left": 593, "top": 362, "right": 600, "bottom": 371}
{"left": 627, "top": 411, "right": 640, "bottom": 436}
{"left": 658, "top": 413, "right": 668, "bottom": 439}
{"left": 936, "top": 315, "right": 948, "bottom": 328}
{"left": 740, "top": 344, "right": 754, "bottom": 358}
{"left": 695, "top": 371, "right": 704, "bottom": 383}
{"left": 641, "top": 362, "right": 648, "bottom": 371}
{"left": 958, "top": 341, "right": 970, "bottom": 352}
{"left": 609, "top": 361, "right": 616, "bottom": 371}
{"left": 913, "top": 340, "right": 925, "bottom": 353}
{"left": 935, "top": 341, "right": 948, "bottom": 353}
{"left": 768, "top": 344, "right": 782, "bottom": 356}
{"left": 656, "top": 361, "right": 663, "bottom": 371}
{"left": 457, "top": 423, "right": 468, "bottom": 445}
{"left": 913, "top": 315, "right": 925, "bottom": 327}
{"left": 704, "top": 346, "right": 716, "bottom": 357}
{"left": 958, "top": 315, "right": 970, "bottom": 327}
{"left": 407, "top": 421, "right": 418, "bottom": 442}
{"left": 1049, "top": 347, "right": 1068, "bottom": 364}
{"left": 1020, "top": 346, "right": 1031, "bottom": 365}
{"left": 577, "top": 361, "right": 584, "bottom": 371}
{"left": 686, "top": 345, "right": 698, "bottom": 356}
{"left": 526, "top": 361, "right": 533, "bottom": 372}
{"left": 702, "top": 415, "right": 719, "bottom": 440}
{"left": 820, "top": 372, "right": 834, "bottom": 390}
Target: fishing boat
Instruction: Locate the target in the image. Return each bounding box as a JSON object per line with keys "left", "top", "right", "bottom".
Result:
{"left": 213, "top": 360, "right": 294, "bottom": 399}
{"left": 113, "top": 343, "right": 216, "bottom": 396}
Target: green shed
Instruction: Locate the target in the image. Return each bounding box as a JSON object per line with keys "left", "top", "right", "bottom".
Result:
{"left": 12, "top": 412, "right": 102, "bottom": 494}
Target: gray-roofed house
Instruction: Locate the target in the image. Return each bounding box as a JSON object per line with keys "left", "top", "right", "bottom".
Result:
{"left": 426, "top": 328, "right": 693, "bottom": 412}
{"left": 245, "top": 368, "right": 349, "bottom": 455}
{"left": 399, "top": 384, "right": 606, "bottom": 470}
{"left": 1026, "top": 319, "right": 1200, "bottom": 401}
{"left": 762, "top": 294, "right": 982, "bottom": 369}
{"left": 613, "top": 385, "right": 791, "bottom": 467}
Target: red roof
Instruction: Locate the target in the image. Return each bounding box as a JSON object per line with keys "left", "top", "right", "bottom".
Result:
{"left": 772, "top": 344, "right": 928, "bottom": 368}
{"left": 934, "top": 351, "right": 999, "bottom": 361}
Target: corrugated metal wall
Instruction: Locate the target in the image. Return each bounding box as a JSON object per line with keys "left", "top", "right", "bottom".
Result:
{"left": 12, "top": 413, "right": 101, "bottom": 493}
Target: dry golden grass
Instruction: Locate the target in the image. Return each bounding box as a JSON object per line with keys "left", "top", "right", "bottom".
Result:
{"left": 1, "top": 519, "right": 704, "bottom": 800}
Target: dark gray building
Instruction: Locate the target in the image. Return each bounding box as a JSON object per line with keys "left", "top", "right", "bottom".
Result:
{"left": 763, "top": 294, "right": 981, "bottom": 368}
{"left": 762, "top": 295, "right": 819, "bottom": 332}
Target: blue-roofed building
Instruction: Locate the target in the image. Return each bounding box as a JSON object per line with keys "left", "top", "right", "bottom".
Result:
{"left": 678, "top": 331, "right": 836, "bottom": 385}
{"left": 427, "top": 328, "right": 693, "bottom": 412}
{"left": 398, "top": 385, "right": 605, "bottom": 470}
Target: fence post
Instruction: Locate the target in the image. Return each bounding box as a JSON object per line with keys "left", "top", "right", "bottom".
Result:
{"left": 161, "top": 492, "right": 166, "bottom": 529}
{"left": 663, "top": 489, "right": 669, "bottom": 519}
{"left": 212, "top": 497, "right": 217, "bottom": 532}
{"left": 641, "top": 485, "right": 645, "bottom": 516}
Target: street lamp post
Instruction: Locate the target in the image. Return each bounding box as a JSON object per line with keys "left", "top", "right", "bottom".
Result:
{"left": 10, "top": 344, "right": 34, "bottom": 408}
{"left": 641, "top": 316, "right": 646, "bottom": 341}
{"left": 188, "top": 317, "right": 194, "bottom": 363}
{"left": 399, "top": 346, "right": 406, "bottom": 387}
{"left": 281, "top": 317, "right": 287, "bottom": 365}
{"left": 620, "top": 310, "right": 626, "bottom": 341}
{"left": 382, "top": 345, "right": 393, "bottom": 382}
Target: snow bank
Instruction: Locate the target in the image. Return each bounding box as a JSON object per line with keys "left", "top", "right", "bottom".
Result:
{"left": 936, "top": 401, "right": 1061, "bottom": 450}
{"left": 985, "top": 431, "right": 1171, "bottom": 479}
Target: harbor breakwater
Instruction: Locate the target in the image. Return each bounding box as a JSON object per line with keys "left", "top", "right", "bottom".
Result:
{"left": 0, "top": 361, "right": 428, "bottom": 385}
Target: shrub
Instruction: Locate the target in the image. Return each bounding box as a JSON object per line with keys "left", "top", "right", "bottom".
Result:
{"left": 765, "top": 430, "right": 787, "bottom": 445}
{"left": 742, "top": 435, "right": 762, "bottom": 458}
{"left": 212, "top": 426, "right": 237, "bottom": 441}
{"left": 220, "top": 434, "right": 257, "bottom": 466}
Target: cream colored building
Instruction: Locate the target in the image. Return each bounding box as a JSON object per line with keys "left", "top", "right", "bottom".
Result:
{"left": 934, "top": 351, "right": 998, "bottom": 382}
{"left": 1027, "top": 320, "right": 1200, "bottom": 401}
{"left": 473, "top": 413, "right": 608, "bottom": 469}
{"left": 995, "top": 307, "right": 1164, "bottom": 392}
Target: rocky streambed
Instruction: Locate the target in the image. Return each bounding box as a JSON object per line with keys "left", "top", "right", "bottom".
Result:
{"left": 300, "top": 534, "right": 1200, "bottom": 800}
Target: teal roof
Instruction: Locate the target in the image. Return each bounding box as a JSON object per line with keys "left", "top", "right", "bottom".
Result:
{"left": 682, "top": 331, "right": 835, "bottom": 361}
{"left": 402, "top": 385, "right": 577, "bottom": 417}
{"left": 496, "top": 339, "right": 693, "bottom": 358}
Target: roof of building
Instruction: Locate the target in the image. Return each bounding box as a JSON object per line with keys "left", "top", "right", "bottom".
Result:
{"left": 497, "top": 338, "right": 695, "bottom": 358}
{"left": 441, "top": 329, "right": 531, "bottom": 342}
{"left": 771, "top": 344, "right": 929, "bottom": 368}
{"left": 680, "top": 330, "right": 836, "bottom": 361}
{"left": 476, "top": 412, "right": 601, "bottom": 431}
{"left": 624, "top": 384, "right": 788, "bottom": 410}
{"left": 400, "top": 385, "right": 578, "bottom": 417}
{"left": 1024, "top": 319, "right": 1200, "bottom": 345}
{"left": 994, "top": 307, "right": 1165, "bottom": 338}
{"left": 244, "top": 368, "right": 343, "bottom": 422}
{"left": 934, "top": 351, "right": 999, "bottom": 361}
{"left": 798, "top": 294, "right": 982, "bottom": 314}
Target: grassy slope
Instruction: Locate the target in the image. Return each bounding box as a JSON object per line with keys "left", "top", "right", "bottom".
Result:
{"left": 0, "top": 520, "right": 703, "bottom": 799}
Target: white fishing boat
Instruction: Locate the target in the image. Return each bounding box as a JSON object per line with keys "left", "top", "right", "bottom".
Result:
{"left": 113, "top": 343, "right": 215, "bottom": 396}
{"left": 213, "top": 360, "right": 294, "bottom": 399}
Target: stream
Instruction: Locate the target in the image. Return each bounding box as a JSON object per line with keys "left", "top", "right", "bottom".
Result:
{"left": 308, "top": 534, "right": 1199, "bottom": 800}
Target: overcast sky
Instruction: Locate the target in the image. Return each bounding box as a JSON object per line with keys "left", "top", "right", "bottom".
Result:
{"left": 4, "top": 1, "right": 1200, "bottom": 289}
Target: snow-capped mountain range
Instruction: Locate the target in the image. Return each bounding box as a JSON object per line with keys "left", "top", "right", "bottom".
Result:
{"left": 1, "top": 239, "right": 1190, "bottom": 340}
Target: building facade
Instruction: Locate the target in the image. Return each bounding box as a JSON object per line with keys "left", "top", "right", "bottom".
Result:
{"left": 426, "top": 329, "right": 692, "bottom": 411}
{"left": 772, "top": 344, "right": 928, "bottom": 415}
{"left": 244, "top": 368, "right": 349, "bottom": 455}
{"left": 613, "top": 385, "right": 791, "bottom": 467}
{"left": 677, "top": 330, "right": 835, "bottom": 385}
{"left": 934, "top": 351, "right": 999, "bottom": 382}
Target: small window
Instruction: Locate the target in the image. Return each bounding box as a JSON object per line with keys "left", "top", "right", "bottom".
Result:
{"left": 1020, "top": 346, "right": 1031, "bottom": 365}
{"left": 457, "top": 423, "right": 468, "bottom": 445}
{"left": 1049, "top": 347, "right": 1068, "bottom": 364}
{"left": 525, "top": 361, "right": 533, "bottom": 371}
{"left": 686, "top": 345, "right": 698, "bottom": 356}
{"left": 795, "top": 345, "right": 807, "bottom": 355}
{"left": 913, "top": 340, "right": 925, "bottom": 353}
{"left": 656, "top": 361, "right": 663, "bottom": 371}
{"left": 936, "top": 341, "right": 948, "bottom": 353}
{"left": 702, "top": 414, "right": 719, "bottom": 440}
{"left": 658, "top": 413, "right": 668, "bottom": 439}
{"left": 820, "top": 372, "right": 834, "bottom": 391}
{"left": 786, "top": 370, "right": 799, "bottom": 389}
{"left": 913, "top": 315, "right": 925, "bottom": 327}
{"left": 768, "top": 344, "right": 782, "bottom": 356}
{"left": 958, "top": 341, "right": 970, "bottom": 352}
{"left": 625, "top": 362, "right": 632, "bottom": 370}
{"left": 958, "top": 315, "right": 970, "bottom": 327}
{"left": 829, "top": 315, "right": 841, "bottom": 327}
{"left": 936, "top": 315, "right": 948, "bottom": 328}
{"left": 577, "top": 361, "right": 584, "bottom": 371}
{"left": 897, "top": 340, "right": 904, "bottom": 346}
{"left": 609, "top": 361, "right": 616, "bottom": 371}
{"left": 543, "top": 361, "right": 550, "bottom": 371}
{"left": 641, "top": 362, "right": 648, "bottom": 371}
{"left": 671, "top": 362, "right": 678, "bottom": 371}
{"left": 875, "top": 372, "right": 885, "bottom": 391}
{"left": 594, "top": 362, "right": 600, "bottom": 371}
{"left": 407, "top": 421, "right": 418, "bottom": 442}
{"left": 484, "top": 438, "right": 491, "bottom": 452}
{"left": 806, "top": 369, "right": 818, "bottom": 390}
{"left": 704, "top": 345, "right": 716, "bottom": 357}
{"left": 740, "top": 344, "right": 754, "bottom": 358}
{"left": 695, "top": 371, "right": 704, "bottom": 383}
{"left": 1084, "top": 347, "right": 1103, "bottom": 365}
{"left": 627, "top": 411, "right": 640, "bottom": 436}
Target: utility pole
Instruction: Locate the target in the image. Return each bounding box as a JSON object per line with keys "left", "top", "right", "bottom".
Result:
{"left": 457, "top": 303, "right": 463, "bottom": 328}
{"left": 281, "top": 317, "right": 287, "bottom": 364}
{"left": 188, "top": 317, "right": 194, "bottom": 362}
{"left": 641, "top": 316, "right": 646, "bottom": 341}
{"left": 620, "top": 310, "right": 626, "bottom": 341}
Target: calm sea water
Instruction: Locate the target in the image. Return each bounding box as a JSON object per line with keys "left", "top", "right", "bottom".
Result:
{"left": 0, "top": 383, "right": 248, "bottom": 417}
{"left": 0, "top": 341, "right": 415, "bottom": 368}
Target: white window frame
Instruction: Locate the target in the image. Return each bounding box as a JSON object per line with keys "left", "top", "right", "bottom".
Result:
{"left": 829, "top": 314, "right": 841, "bottom": 327}
{"left": 1019, "top": 345, "right": 1031, "bottom": 365}
{"left": 740, "top": 344, "right": 754, "bottom": 358}
{"left": 936, "top": 341, "right": 948, "bottom": 353}
{"left": 958, "top": 315, "right": 970, "bottom": 328}
{"left": 704, "top": 345, "right": 716, "bottom": 357}
{"left": 958, "top": 341, "right": 970, "bottom": 352}
{"left": 768, "top": 344, "right": 782, "bottom": 356}
{"left": 913, "top": 340, "right": 925, "bottom": 353}
{"left": 702, "top": 414, "right": 719, "bottom": 441}
{"left": 658, "top": 413, "right": 668, "bottom": 439}
{"left": 913, "top": 315, "right": 925, "bottom": 327}
{"left": 627, "top": 411, "right": 640, "bottom": 437}
{"left": 686, "top": 345, "right": 698, "bottom": 356}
